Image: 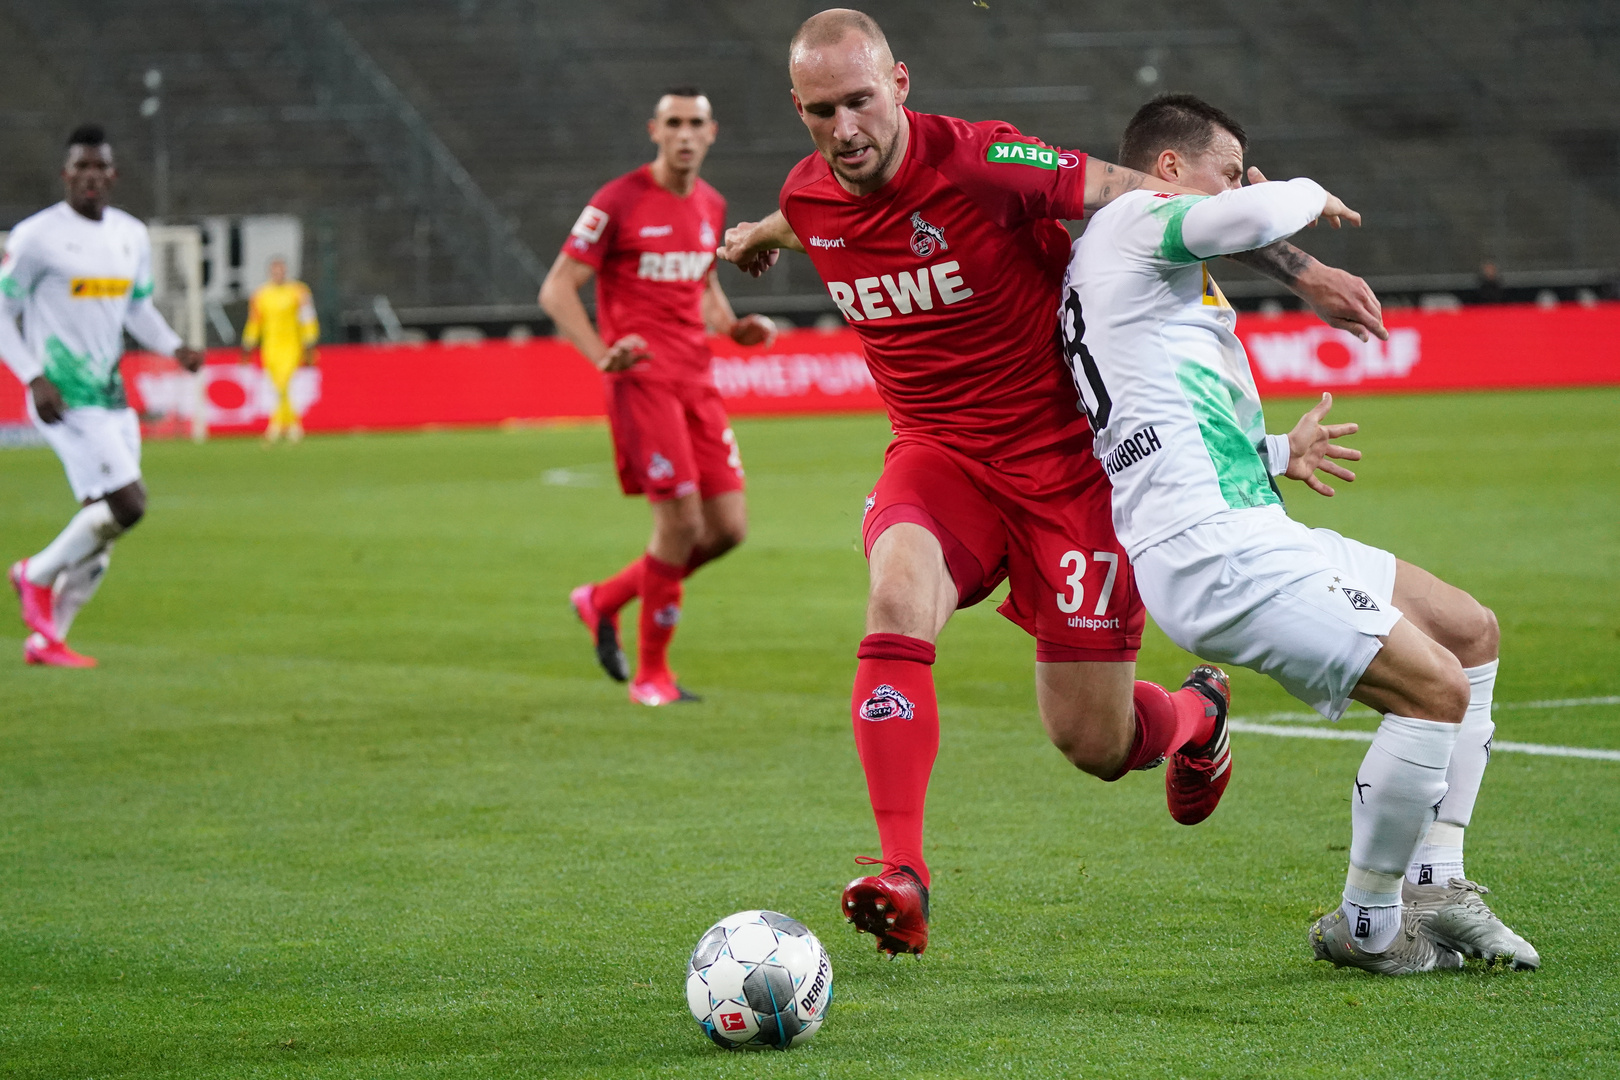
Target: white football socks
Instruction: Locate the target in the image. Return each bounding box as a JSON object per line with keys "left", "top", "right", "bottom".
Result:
{"left": 26, "top": 501, "right": 123, "bottom": 585}
{"left": 1342, "top": 713, "right": 1460, "bottom": 952}
{"left": 53, "top": 546, "right": 112, "bottom": 639}
{"left": 1408, "top": 659, "right": 1497, "bottom": 888}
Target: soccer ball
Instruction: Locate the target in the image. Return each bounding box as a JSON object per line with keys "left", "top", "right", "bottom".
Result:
{"left": 685, "top": 910, "right": 832, "bottom": 1051}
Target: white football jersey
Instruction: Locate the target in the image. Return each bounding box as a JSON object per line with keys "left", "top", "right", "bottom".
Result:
{"left": 1060, "top": 179, "right": 1327, "bottom": 558}
{"left": 0, "top": 202, "right": 181, "bottom": 409}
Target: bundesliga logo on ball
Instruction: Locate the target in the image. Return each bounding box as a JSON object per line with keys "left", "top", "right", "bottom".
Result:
{"left": 686, "top": 910, "right": 832, "bottom": 1051}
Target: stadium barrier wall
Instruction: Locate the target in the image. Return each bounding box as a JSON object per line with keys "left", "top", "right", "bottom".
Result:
{"left": 1, "top": 303, "right": 1617, "bottom": 437}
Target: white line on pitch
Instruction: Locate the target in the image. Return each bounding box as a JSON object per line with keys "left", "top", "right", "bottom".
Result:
{"left": 1240, "top": 696, "right": 1620, "bottom": 726}
{"left": 1227, "top": 721, "right": 1620, "bottom": 762}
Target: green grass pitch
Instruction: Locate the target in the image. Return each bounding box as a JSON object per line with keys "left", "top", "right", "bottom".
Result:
{"left": 1, "top": 388, "right": 1617, "bottom": 1078}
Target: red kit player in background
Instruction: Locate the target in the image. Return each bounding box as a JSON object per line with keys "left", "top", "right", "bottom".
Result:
{"left": 719, "top": 10, "right": 1387, "bottom": 955}
{"left": 542, "top": 88, "right": 776, "bottom": 706}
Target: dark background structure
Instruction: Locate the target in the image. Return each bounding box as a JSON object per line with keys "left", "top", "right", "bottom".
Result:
{"left": 3, "top": 0, "right": 1616, "bottom": 337}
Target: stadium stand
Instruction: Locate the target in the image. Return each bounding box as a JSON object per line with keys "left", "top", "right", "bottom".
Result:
{"left": 3, "top": 0, "right": 1616, "bottom": 331}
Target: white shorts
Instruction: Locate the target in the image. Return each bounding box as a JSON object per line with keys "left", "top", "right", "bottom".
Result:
{"left": 1134, "top": 506, "right": 1400, "bottom": 721}
{"left": 30, "top": 401, "right": 143, "bottom": 503}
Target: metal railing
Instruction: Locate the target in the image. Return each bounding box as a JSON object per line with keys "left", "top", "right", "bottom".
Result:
{"left": 280, "top": 1, "right": 548, "bottom": 302}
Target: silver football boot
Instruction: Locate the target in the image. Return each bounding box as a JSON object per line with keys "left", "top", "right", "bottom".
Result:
{"left": 1309, "top": 906, "right": 1464, "bottom": 975}
{"left": 1403, "top": 877, "right": 1540, "bottom": 970}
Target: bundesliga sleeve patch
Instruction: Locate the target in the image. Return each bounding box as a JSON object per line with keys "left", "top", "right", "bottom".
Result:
{"left": 986, "top": 141, "right": 1060, "bottom": 170}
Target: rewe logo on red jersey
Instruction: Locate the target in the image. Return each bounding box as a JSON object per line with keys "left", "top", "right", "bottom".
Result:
{"left": 825, "top": 260, "right": 974, "bottom": 322}
{"left": 637, "top": 250, "right": 714, "bottom": 282}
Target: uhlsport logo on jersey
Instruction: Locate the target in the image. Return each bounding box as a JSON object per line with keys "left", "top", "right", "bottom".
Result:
{"left": 986, "top": 140, "right": 1060, "bottom": 170}
{"left": 908, "top": 212, "right": 948, "bottom": 259}
{"left": 858, "top": 684, "right": 915, "bottom": 722}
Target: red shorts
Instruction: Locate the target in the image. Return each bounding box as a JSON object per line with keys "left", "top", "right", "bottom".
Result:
{"left": 861, "top": 434, "right": 1144, "bottom": 662}
{"left": 605, "top": 375, "right": 745, "bottom": 502}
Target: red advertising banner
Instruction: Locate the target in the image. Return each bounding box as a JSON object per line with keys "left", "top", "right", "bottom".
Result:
{"left": 1, "top": 304, "right": 1616, "bottom": 437}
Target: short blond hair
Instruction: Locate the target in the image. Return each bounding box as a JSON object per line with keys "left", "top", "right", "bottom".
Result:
{"left": 789, "top": 8, "right": 892, "bottom": 64}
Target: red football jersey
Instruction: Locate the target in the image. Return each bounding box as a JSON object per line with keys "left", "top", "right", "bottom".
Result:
{"left": 563, "top": 165, "right": 727, "bottom": 385}
{"left": 781, "top": 109, "right": 1091, "bottom": 458}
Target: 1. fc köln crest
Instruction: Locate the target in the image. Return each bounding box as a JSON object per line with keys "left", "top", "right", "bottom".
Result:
{"left": 909, "top": 212, "right": 948, "bottom": 258}
{"left": 858, "top": 684, "right": 916, "bottom": 721}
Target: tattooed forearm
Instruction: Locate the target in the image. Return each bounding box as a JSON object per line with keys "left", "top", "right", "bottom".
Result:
{"left": 1227, "top": 240, "right": 1316, "bottom": 286}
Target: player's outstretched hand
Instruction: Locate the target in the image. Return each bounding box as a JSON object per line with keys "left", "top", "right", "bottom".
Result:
{"left": 729, "top": 314, "right": 777, "bottom": 348}
{"left": 1314, "top": 192, "right": 1361, "bottom": 230}
{"left": 718, "top": 221, "right": 781, "bottom": 278}
{"left": 1247, "top": 167, "right": 1361, "bottom": 230}
{"left": 1299, "top": 263, "right": 1387, "bottom": 343}
{"left": 175, "top": 346, "right": 205, "bottom": 373}
{"left": 1285, "top": 392, "right": 1361, "bottom": 497}
{"left": 28, "top": 376, "right": 65, "bottom": 425}
{"left": 597, "top": 334, "right": 651, "bottom": 373}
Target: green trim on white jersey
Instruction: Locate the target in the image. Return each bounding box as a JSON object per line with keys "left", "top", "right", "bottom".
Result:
{"left": 1175, "top": 361, "right": 1279, "bottom": 511}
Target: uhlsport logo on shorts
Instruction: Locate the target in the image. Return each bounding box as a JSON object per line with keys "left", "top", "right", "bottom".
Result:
{"left": 858, "top": 684, "right": 915, "bottom": 722}
{"left": 1342, "top": 587, "right": 1380, "bottom": 612}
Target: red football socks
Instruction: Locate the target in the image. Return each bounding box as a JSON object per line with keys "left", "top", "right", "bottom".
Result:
{"left": 1108, "top": 681, "right": 1218, "bottom": 780}
{"left": 850, "top": 633, "right": 939, "bottom": 888}
{"left": 593, "top": 556, "right": 644, "bottom": 618}
{"left": 636, "top": 554, "right": 684, "bottom": 679}
{"left": 595, "top": 545, "right": 722, "bottom": 619}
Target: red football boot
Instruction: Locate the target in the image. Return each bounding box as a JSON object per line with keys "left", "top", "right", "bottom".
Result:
{"left": 569, "top": 583, "right": 628, "bottom": 682}
{"left": 24, "top": 632, "right": 97, "bottom": 668}
{"left": 1166, "top": 665, "right": 1232, "bottom": 825}
{"left": 842, "top": 861, "right": 930, "bottom": 957}
{"left": 9, "top": 560, "right": 61, "bottom": 644}
{"left": 628, "top": 672, "right": 701, "bottom": 706}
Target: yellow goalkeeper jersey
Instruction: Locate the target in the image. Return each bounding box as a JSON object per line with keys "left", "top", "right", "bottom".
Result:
{"left": 243, "top": 280, "right": 318, "bottom": 367}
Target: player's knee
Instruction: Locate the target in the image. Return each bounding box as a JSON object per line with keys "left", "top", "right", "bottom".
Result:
{"left": 1044, "top": 720, "right": 1126, "bottom": 778}
{"left": 866, "top": 580, "right": 929, "bottom": 636}
{"left": 655, "top": 506, "right": 704, "bottom": 551}
{"left": 104, "top": 486, "right": 145, "bottom": 529}
{"left": 1423, "top": 659, "right": 1471, "bottom": 724}
{"left": 1473, "top": 604, "right": 1500, "bottom": 660}
{"left": 1437, "top": 596, "right": 1499, "bottom": 668}
{"left": 712, "top": 518, "right": 748, "bottom": 554}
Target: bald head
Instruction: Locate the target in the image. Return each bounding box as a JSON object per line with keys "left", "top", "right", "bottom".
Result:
{"left": 789, "top": 8, "right": 893, "bottom": 67}
{"left": 788, "top": 8, "right": 910, "bottom": 195}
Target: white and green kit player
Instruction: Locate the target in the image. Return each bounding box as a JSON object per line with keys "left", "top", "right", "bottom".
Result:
{"left": 1061, "top": 95, "right": 1536, "bottom": 974}
{"left": 1, "top": 125, "right": 202, "bottom": 667}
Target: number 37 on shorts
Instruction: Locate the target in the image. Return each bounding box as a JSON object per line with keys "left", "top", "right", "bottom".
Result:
{"left": 1056, "top": 549, "right": 1120, "bottom": 627}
